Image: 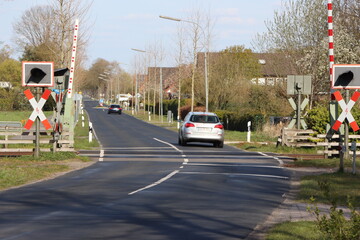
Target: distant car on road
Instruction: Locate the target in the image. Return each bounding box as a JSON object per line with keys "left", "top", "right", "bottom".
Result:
{"left": 178, "top": 112, "right": 224, "bottom": 148}
{"left": 107, "top": 104, "right": 122, "bottom": 114}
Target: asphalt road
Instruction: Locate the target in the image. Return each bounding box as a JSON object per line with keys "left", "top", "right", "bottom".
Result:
{"left": 0, "top": 100, "right": 290, "bottom": 240}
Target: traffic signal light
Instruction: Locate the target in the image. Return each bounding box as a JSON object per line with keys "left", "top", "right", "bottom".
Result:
{"left": 22, "top": 62, "right": 54, "bottom": 87}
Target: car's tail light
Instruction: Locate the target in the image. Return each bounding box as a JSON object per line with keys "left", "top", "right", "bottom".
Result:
{"left": 214, "top": 124, "right": 224, "bottom": 129}
{"left": 185, "top": 123, "right": 195, "bottom": 128}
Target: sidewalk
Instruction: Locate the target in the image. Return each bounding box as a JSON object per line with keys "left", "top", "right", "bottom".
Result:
{"left": 247, "top": 166, "right": 352, "bottom": 240}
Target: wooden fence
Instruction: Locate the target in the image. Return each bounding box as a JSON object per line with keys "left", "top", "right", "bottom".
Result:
{"left": 0, "top": 121, "right": 74, "bottom": 154}
{"left": 281, "top": 128, "right": 360, "bottom": 157}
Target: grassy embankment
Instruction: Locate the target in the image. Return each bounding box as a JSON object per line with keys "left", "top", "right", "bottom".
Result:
{"left": 0, "top": 110, "right": 99, "bottom": 191}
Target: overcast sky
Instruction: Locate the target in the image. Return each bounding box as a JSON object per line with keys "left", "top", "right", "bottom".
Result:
{"left": 0, "top": 0, "right": 283, "bottom": 71}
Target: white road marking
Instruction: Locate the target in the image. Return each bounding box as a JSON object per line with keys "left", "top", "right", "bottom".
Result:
{"left": 180, "top": 171, "right": 289, "bottom": 180}
{"left": 102, "top": 147, "right": 172, "bottom": 150}
{"left": 258, "top": 152, "right": 284, "bottom": 165}
{"left": 128, "top": 138, "right": 188, "bottom": 195}
{"left": 99, "top": 149, "right": 104, "bottom": 162}
{"left": 186, "top": 163, "right": 283, "bottom": 169}
{"left": 128, "top": 170, "right": 179, "bottom": 195}
{"left": 153, "top": 138, "right": 182, "bottom": 153}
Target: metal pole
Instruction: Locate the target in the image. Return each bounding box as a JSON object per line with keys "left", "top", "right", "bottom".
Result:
{"left": 177, "top": 67, "right": 181, "bottom": 129}
{"left": 344, "top": 90, "right": 350, "bottom": 162}
{"left": 160, "top": 67, "right": 163, "bottom": 122}
{"left": 205, "top": 51, "right": 208, "bottom": 112}
{"left": 297, "top": 90, "right": 301, "bottom": 129}
{"left": 110, "top": 78, "right": 112, "bottom": 104}
{"left": 35, "top": 87, "right": 40, "bottom": 158}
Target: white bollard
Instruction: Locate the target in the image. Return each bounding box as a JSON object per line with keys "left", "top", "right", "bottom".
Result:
{"left": 82, "top": 116, "right": 85, "bottom": 127}
{"left": 89, "top": 122, "right": 93, "bottom": 143}
{"left": 247, "top": 121, "right": 251, "bottom": 142}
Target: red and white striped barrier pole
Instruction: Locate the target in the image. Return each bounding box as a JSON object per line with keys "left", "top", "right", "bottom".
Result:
{"left": 24, "top": 89, "right": 52, "bottom": 130}
{"left": 67, "top": 19, "right": 79, "bottom": 99}
{"left": 328, "top": 0, "right": 335, "bottom": 99}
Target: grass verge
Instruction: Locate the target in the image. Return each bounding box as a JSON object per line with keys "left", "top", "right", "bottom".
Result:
{"left": 266, "top": 221, "right": 322, "bottom": 240}
{"left": 0, "top": 152, "right": 91, "bottom": 191}
{"left": 289, "top": 157, "right": 360, "bottom": 168}
{"left": 74, "top": 110, "right": 100, "bottom": 150}
{"left": 0, "top": 110, "right": 98, "bottom": 191}
{"left": 298, "top": 172, "right": 360, "bottom": 207}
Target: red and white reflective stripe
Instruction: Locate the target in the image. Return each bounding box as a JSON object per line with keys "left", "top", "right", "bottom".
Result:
{"left": 67, "top": 19, "right": 79, "bottom": 98}
{"left": 328, "top": 0, "right": 335, "bottom": 97}
{"left": 24, "top": 89, "right": 52, "bottom": 130}
{"left": 332, "top": 91, "right": 360, "bottom": 131}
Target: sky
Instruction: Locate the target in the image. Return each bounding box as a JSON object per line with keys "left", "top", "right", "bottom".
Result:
{"left": 0, "top": 0, "right": 283, "bottom": 71}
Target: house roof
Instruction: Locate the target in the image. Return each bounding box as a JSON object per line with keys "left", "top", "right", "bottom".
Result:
{"left": 196, "top": 52, "right": 299, "bottom": 77}
{"left": 253, "top": 53, "right": 299, "bottom": 77}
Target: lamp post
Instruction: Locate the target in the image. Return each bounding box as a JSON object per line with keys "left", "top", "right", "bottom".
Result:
{"left": 103, "top": 71, "right": 112, "bottom": 103}
{"left": 99, "top": 72, "right": 111, "bottom": 104}
{"left": 160, "top": 15, "right": 209, "bottom": 112}
{"left": 132, "top": 48, "right": 164, "bottom": 122}
{"left": 131, "top": 48, "right": 146, "bottom": 113}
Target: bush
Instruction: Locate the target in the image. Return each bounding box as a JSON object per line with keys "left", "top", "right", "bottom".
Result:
{"left": 306, "top": 103, "right": 329, "bottom": 133}
{"left": 308, "top": 180, "right": 360, "bottom": 240}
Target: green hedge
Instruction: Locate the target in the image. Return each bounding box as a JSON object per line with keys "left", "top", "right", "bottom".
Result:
{"left": 145, "top": 100, "right": 267, "bottom": 131}
{"left": 215, "top": 110, "right": 265, "bottom": 131}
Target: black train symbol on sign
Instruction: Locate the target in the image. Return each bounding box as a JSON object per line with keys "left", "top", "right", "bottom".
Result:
{"left": 27, "top": 68, "right": 47, "bottom": 84}
{"left": 334, "top": 71, "right": 354, "bottom": 87}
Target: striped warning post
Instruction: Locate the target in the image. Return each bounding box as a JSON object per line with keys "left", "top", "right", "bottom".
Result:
{"left": 332, "top": 91, "right": 360, "bottom": 131}
{"left": 67, "top": 19, "right": 79, "bottom": 98}
{"left": 328, "top": 0, "right": 335, "bottom": 99}
{"left": 24, "top": 89, "right": 52, "bottom": 130}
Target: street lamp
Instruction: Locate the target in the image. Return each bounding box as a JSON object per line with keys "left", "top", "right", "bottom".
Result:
{"left": 131, "top": 48, "right": 147, "bottom": 113}
{"left": 160, "top": 15, "right": 209, "bottom": 112}
{"left": 99, "top": 71, "right": 112, "bottom": 104}
{"left": 131, "top": 48, "right": 164, "bottom": 122}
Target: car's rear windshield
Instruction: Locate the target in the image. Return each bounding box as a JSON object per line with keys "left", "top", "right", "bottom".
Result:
{"left": 190, "top": 115, "right": 219, "bottom": 123}
{"left": 110, "top": 105, "right": 120, "bottom": 108}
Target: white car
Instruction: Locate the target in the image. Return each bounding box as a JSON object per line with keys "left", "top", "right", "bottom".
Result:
{"left": 178, "top": 112, "right": 224, "bottom": 148}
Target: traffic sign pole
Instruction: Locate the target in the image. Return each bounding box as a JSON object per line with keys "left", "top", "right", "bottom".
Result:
{"left": 35, "top": 88, "right": 40, "bottom": 157}
{"left": 344, "top": 90, "right": 349, "bottom": 165}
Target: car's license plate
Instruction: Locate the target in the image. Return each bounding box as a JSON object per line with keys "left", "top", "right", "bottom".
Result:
{"left": 197, "top": 127, "right": 211, "bottom": 132}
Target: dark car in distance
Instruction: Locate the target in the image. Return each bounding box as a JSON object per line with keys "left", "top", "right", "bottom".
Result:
{"left": 107, "top": 104, "right": 122, "bottom": 114}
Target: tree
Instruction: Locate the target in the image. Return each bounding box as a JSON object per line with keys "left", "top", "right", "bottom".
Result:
{"left": 253, "top": 0, "right": 360, "bottom": 107}
{"left": 81, "top": 58, "right": 132, "bottom": 100}
{"left": 253, "top": 0, "right": 327, "bottom": 102}
{"left": 208, "top": 45, "right": 261, "bottom": 110}
{"left": 0, "top": 59, "right": 29, "bottom": 110}
{"left": 0, "top": 59, "right": 21, "bottom": 88}
{"left": 334, "top": 0, "right": 360, "bottom": 41}
{"left": 0, "top": 44, "right": 12, "bottom": 63}
{"left": 14, "top": 0, "right": 92, "bottom": 68}
{"left": 82, "top": 58, "right": 111, "bottom": 98}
